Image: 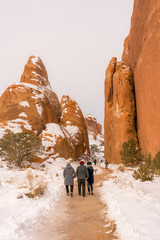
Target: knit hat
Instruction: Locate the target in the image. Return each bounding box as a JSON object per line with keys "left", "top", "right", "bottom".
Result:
{"left": 87, "top": 161, "right": 92, "bottom": 165}
{"left": 80, "top": 160, "right": 84, "bottom": 165}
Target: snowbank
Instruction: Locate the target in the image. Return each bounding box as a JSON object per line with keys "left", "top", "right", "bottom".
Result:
{"left": 100, "top": 164, "right": 160, "bottom": 240}
{"left": 0, "top": 158, "right": 67, "bottom": 240}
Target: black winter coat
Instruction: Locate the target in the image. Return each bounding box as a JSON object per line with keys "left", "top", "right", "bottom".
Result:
{"left": 87, "top": 166, "right": 94, "bottom": 184}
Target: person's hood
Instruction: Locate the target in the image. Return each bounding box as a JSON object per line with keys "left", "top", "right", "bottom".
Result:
{"left": 66, "top": 164, "right": 72, "bottom": 169}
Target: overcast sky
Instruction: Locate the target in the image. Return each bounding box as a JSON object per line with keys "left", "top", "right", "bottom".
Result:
{"left": 0, "top": 0, "right": 134, "bottom": 127}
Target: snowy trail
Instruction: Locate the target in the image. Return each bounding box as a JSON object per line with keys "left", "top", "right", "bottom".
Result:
{"left": 30, "top": 168, "right": 119, "bottom": 240}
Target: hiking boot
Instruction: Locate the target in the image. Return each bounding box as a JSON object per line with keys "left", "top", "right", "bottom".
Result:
{"left": 66, "top": 193, "right": 69, "bottom": 196}
{"left": 91, "top": 192, "right": 94, "bottom": 195}
{"left": 70, "top": 192, "right": 73, "bottom": 197}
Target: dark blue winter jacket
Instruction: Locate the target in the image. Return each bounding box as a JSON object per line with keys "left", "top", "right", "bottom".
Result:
{"left": 87, "top": 166, "right": 94, "bottom": 184}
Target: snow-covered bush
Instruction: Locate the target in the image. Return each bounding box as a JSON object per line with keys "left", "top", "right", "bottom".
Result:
{"left": 90, "top": 144, "right": 99, "bottom": 153}
{"left": 0, "top": 131, "right": 44, "bottom": 168}
{"left": 120, "top": 138, "right": 143, "bottom": 167}
{"left": 133, "top": 154, "right": 153, "bottom": 182}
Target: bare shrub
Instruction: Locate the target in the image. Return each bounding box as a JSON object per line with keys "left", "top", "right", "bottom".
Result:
{"left": 25, "top": 169, "right": 48, "bottom": 198}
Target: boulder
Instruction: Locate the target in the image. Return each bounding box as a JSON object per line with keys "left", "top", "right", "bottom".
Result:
{"left": 122, "top": 0, "right": 160, "bottom": 156}
{"left": 104, "top": 58, "right": 137, "bottom": 164}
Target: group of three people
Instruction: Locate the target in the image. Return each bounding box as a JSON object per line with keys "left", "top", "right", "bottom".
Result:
{"left": 63, "top": 160, "right": 94, "bottom": 197}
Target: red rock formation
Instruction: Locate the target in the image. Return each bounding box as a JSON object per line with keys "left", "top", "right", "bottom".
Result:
{"left": 122, "top": 0, "right": 160, "bottom": 156}
{"left": 39, "top": 123, "right": 76, "bottom": 160}
{"left": 97, "top": 123, "right": 102, "bottom": 135}
{"left": 0, "top": 56, "right": 90, "bottom": 162}
{"left": 85, "top": 114, "right": 98, "bottom": 136}
{"left": 104, "top": 58, "right": 137, "bottom": 164}
{"left": 0, "top": 56, "right": 61, "bottom": 135}
{"left": 60, "top": 95, "right": 90, "bottom": 158}
{"left": 84, "top": 114, "right": 102, "bottom": 140}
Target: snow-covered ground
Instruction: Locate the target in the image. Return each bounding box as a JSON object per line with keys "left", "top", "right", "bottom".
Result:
{"left": 100, "top": 164, "right": 160, "bottom": 240}
{"left": 0, "top": 157, "right": 66, "bottom": 240}
{"left": 1, "top": 128, "right": 160, "bottom": 240}
{"left": 0, "top": 154, "right": 101, "bottom": 240}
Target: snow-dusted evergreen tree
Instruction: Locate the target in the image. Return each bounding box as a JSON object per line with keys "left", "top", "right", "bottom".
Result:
{"left": 0, "top": 131, "right": 43, "bottom": 168}
{"left": 133, "top": 154, "right": 153, "bottom": 182}
{"left": 120, "top": 138, "right": 143, "bottom": 167}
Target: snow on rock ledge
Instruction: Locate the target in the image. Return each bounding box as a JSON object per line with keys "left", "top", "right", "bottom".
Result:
{"left": 40, "top": 123, "right": 76, "bottom": 160}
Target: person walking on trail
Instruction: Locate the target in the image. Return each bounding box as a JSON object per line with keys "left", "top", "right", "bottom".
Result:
{"left": 63, "top": 161, "right": 76, "bottom": 197}
{"left": 105, "top": 160, "right": 108, "bottom": 169}
{"left": 87, "top": 162, "right": 94, "bottom": 195}
{"left": 76, "top": 160, "right": 89, "bottom": 197}
{"left": 94, "top": 159, "right": 97, "bottom": 166}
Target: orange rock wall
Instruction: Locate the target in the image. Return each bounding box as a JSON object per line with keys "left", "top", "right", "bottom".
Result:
{"left": 122, "top": 0, "right": 160, "bottom": 156}
{"left": 104, "top": 58, "right": 137, "bottom": 164}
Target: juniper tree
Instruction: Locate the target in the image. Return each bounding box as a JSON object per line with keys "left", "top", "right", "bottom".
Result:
{"left": 0, "top": 131, "right": 43, "bottom": 168}
{"left": 133, "top": 154, "right": 153, "bottom": 182}
{"left": 120, "top": 138, "right": 143, "bottom": 167}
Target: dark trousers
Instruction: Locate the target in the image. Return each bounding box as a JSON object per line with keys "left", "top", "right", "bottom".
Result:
{"left": 66, "top": 185, "right": 73, "bottom": 193}
{"left": 78, "top": 179, "right": 85, "bottom": 197}
{"left": 87, "top": 181, "right": 93, "bottom": 192}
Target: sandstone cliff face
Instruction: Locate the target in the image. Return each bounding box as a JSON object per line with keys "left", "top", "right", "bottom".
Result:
{"left": 122, "top": 0, "right": 160, "bottom": 156}
{"left": 0, "top": 56, "right": 61, "bottom": 134}
{"left": 104, "top": 58, "right": 137, "bottom": 164}
{"left": 60, "top": 95, "right": 90, "bottom": 158}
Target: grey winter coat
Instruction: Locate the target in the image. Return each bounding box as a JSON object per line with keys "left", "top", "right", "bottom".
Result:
{"left": 63, "top": 164, "right": 76, "bottom": 185}
{"left": 76, "top": 165, "right": 89, "bottom": 180}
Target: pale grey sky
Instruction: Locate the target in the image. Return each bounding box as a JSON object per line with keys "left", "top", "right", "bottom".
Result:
{"left": 0, "top": 0, "right": 134, "bottom": 127}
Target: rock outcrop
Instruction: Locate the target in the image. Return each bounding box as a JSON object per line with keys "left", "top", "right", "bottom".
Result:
{"left": 60, "top": 95, "right": 90, "bottom": 158}
{"left": 97, "top": 123, "right": 102, "bottom": 135}
{"left": 84, "top": 114, "right": 104, "bottom": 150}
{"left": 84, "top": 114, "right": 102, "bottom": 139}
{"left": 122, "top": 0, "right": 160, "bottom": 156}
{"left": 0, "top": 56, "right": 89, "bottom": 162}
{"left": 39, "top": 123, "right": 76, "bottom": 160}
{"left": 104, "top": 58, "right": 137, "bottom": 164}
{"left": 0, "top": 56, "right": 61, "bottom": 135}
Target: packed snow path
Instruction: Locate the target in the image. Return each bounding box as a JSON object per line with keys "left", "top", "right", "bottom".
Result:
{"left": 31, "top": 168, "right": 119, "bottom": 240}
